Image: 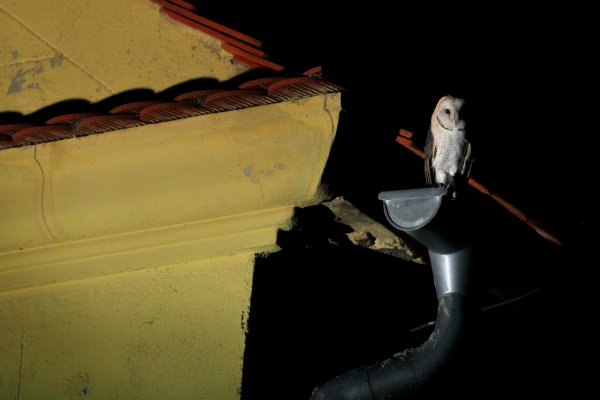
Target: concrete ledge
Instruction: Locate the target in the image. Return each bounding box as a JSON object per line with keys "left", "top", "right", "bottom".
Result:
{"left": 0, "top": 206, "right": 292, "bottom": 292}
{"left": 1, "top": 94, "right": 341, "bottom": 273}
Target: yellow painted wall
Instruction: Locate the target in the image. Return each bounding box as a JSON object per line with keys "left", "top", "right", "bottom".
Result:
{"left": 0, "top": 94, "right": 342, "bottom": 399}
{"left": 0, "top": 0, "right": 247, "bottom": 114}
{"left": 0, "top": 253, "right": 254, "bottom": 400}
{"left": 0, "top": 1, "right": 342, "bottom": 397}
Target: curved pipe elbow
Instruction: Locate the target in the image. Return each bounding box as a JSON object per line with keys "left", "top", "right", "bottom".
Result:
{"left": 310, "top": 293, "right": 476, "bottom": 400}
{"left": 311, "top": 188, "right": 477, "bottom": 399}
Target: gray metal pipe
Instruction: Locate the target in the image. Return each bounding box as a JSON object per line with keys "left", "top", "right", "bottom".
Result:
{"left": 310, "top": 187, "right": 477, "bottom": 400}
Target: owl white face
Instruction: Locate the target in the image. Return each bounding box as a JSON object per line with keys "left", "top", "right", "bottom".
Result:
{"left": 433, "top": 96, "right": 465, "bottom": 132}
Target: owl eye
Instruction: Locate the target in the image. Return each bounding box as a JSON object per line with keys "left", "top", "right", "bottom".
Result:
{"left": 444, "top": 109, "right": 451, "bottom": 115}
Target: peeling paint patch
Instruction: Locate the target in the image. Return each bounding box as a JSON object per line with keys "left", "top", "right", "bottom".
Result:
{"left": 62, "top": 372, "right": 90, "bottom": 398}
{"left": 6, "top": 63, "right": 46, "bottom": 94}
{"left": 50, "top": 53, "right": 64, "bottom": 68}
{"left": 244, "top": 163, "right": 286, "bottom": 185}
{"left": 7, "top": 70, "right": 26, "bottom": 94}
{"left": 11, "top": 49, "right": 20, "bottom": 60}
{"left": 240, "top": 311, "right": 247, "bottom": 332}
{"left": 33, "top": 64, "right": 44, "bottom": 74}
{"left": 242, "top": 166, "right": 253, "bottom": 177}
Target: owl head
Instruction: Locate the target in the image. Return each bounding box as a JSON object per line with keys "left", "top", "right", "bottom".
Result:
{"left": 432, "top": 96, "right": 466, "bottom": 132}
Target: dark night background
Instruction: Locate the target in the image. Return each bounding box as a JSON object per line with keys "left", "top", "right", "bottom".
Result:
{"left": 193, "top": 3, "right": 594, "bottom": 400}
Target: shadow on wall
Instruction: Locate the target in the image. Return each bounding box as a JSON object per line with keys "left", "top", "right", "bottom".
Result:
{"left": 241, "top": 207, "right": 437, "bottom": 400}
{"left": 0, "top": 69, "right": 287, "bottom": 125}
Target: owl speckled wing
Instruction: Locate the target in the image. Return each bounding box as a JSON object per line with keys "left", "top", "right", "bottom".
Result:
{"left": 424, "top": 95, "right": 470, "bottom": 192}
{"left": 424, "top": 126, "right": 435, "bottom": 186}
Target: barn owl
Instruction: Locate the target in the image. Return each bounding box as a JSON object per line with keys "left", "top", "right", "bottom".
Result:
{"left": 424, "top": 95, "right": 472, "bottom": 197}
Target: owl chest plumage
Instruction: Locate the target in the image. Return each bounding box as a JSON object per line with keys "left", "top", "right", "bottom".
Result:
{"left": 431, "top": 130, "right": 467, "bottom": 177}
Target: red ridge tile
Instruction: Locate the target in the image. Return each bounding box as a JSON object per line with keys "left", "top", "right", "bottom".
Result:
{"left": 527, "top": 220, "right": 562, "bottom": 246}
{"left": 398, "top": 128, "right": 414, "bottom": 139}
{"left": 395, "top": 136, "right": 425, "bottom": 159}
{"left": 232, "top": 55, "right": 267, "bottom": 70}
{"left": 110, "top": 101, "right": 164, "bottom": 115}
{"left": 76, "top": 115, "right": 146, "bottom": 135}
{"left": 303, "top": 66, "right": 322, "bottom": 76}
{"left": 490, "top": 194, "right": 528, "bottom": 221}
{"left": 139, "top": 102, "right": 210, "bottom": 123}
{"left": 161, "top": 8, "right": 266, "bottom": 57}
{"left": 165, "top": 0, "right": 197, "bottom": 11}
{"left": 467, "top": 178, "right": 490, "bottom": 195}
{"left": 221, "top": 43, "right": 284, "bottom": 71}
{"left": 13, "top": 125, "right": 74, "bottom": 143}
{"left": 46, "top": 113, "right": 99, "bottom": 125}
{"left": 156, "top": 1, "right": 262, "bottom": 47}
{"left": 204, "top": 90, "right": 278, "bottom": 111}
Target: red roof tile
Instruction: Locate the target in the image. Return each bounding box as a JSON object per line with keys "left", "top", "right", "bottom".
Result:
{"left": 138, "top": 102, "right": 211, "bottom": 123}
{"left": 0, "top": 139, "right": 12, "bottom": 150}
{"left": 13, "top": 125, "right": 74, "bottom": 143}
{"left": 164, "top": 0, "right": 198, "bottom": 11}
{"left": 221, "top": 43, "right": 284, "bottom": 71}
{"left": 76, "top": 115, "right": 146, "bottom": 135}
{"left": 267, "top": 77, "right": 344, "bottom": 99}
{"left": 148, "top": 1, "right": 287, "bottom": 71}
{"left": 232, "top": 55, "right": 268, "bottom": 71}
{"left": 110, "top": 101, "right": 164, "bottom": 115}
{"left": 204, "top": 90, "right": 278, "bottom": 111}
{"left": 398, "top": 128, "right": 414, "bottom": 139}
{"left": 174, "top": 89, "right": 221, "bottom": 104}
{"left": 303, "top": 66, "right": 323, "bottom": 76}
{"left": 160, "top": 7, "right": 268, "bottom": 58}
{"left": 46, "top": 113, "right": 99, "bottom": 125}
{"left": 395, "top": 135, "right": 425, "bottom": 159}
{"left": 0, "top": 69, "right": 342, "bottom": 149}
{"left": 0, "top": 127, "right": 21, "bottom": 149}
{"left": 238, "top": 77, "right": 287, "bottom": 90}
{"left": 1, "top": 4, "right": 341, "bottom": 151}
{"left": 155, "top": 1, "right": 262, "bottom": 47}
{"left": 0, "top": 123, "right": 38, "bottom": 138}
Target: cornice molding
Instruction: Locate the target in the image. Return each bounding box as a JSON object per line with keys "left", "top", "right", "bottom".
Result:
{"left": 0, "top": 94, "right": 341, "bottom": 291}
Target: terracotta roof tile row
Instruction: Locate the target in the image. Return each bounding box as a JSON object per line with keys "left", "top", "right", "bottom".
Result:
{"left": 0, "top": 70, "right": 343, "bottom": 150}
{"left": 150, "top": 0, "right": 284, "bottom": 71}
